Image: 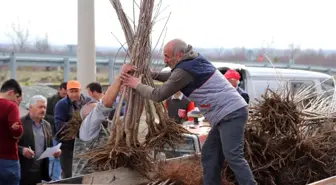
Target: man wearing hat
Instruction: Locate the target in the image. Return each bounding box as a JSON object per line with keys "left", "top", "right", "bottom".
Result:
{"left": 54, "top": 80, "right": 92, "bottom": 178}
{"left": 224, "top": 69, "right": 250, "bottom": 104}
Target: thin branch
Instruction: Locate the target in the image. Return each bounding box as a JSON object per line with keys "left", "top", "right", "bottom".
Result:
{"left": 151, "top": 12, "right": 171, "bottom": 54}
{"left": 151, "top": 27, "right": 168, "bottom": 74}
{"left": 153, "top": 5, "right": 170, "bottom": 23}
{"left": 152, "top": 0, "right": 163, "bottom": 21}
{"left": 113, "top": 42, "right": 128, "bottom": 65}
{"left": 133, "top": 0, "right": 140, "bottom": 9}
{"left": 109, "top": 0, "right": 135, "bottom": 51}
{"left": 133, "top": 0, "right": 136, "bottom": 31}
{"left": 126, "top": 15, "right": 136, "bottom": 27}
{"left": 152, "top": 15, "right": 171, "bottom": 26}
{"left": 110, "top": 32, "right": 129, "bottom": 56}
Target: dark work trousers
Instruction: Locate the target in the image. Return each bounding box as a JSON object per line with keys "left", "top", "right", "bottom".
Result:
{"left": 60, "top": 146, "right": 73, "bottom": 178}
{"left": 201, "top": 106, "right": 257, "bottom": 185}
{"left": 20, "top": 170, "right": 42, "bottom": 185}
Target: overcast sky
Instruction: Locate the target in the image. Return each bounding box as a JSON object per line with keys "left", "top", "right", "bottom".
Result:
{"left": 0, "top": 0, "right": 335, "bottom": 49}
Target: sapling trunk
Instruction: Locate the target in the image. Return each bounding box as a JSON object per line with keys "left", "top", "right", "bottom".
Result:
{"left": 77, "top": 0, "right": 189, "bottom": 175}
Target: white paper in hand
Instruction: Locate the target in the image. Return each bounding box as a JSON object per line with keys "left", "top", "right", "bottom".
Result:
{"left": 37, "top": 143, "right": 62, "bottom": 160}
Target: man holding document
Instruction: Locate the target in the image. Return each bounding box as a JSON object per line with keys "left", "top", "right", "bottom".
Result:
{"left": 18, "top": 95, "right": 61, "bottom": 185}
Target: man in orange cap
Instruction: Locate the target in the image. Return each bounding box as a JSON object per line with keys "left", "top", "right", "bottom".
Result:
{"left": 224, "top": 69, "right": 249, "bottom": 104}
{"left": 54, "top": 80, "right": 92, "bottom": 178}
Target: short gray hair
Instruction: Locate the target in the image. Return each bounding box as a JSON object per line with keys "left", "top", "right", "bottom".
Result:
{"left": 172, "top": 39, "right": 188, "bottom": 56}
{"left": 27, "top": 95, "right": 47, "bottom": 109}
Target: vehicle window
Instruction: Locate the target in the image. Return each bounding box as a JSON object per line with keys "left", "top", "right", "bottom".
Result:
{"left": 160, "top": 135, "right": 196, "bottom": 159}
{"left": 290, "top": 80, "right": 315, "bottom": 94}
{"left": 320, "top": 78, "right": 335, "bottom": 96}
{"left": 238, "top": 70, "right": 247, "bottom": 90}
{"left": 250, "top": 79, "right": 285, "bottom": 101}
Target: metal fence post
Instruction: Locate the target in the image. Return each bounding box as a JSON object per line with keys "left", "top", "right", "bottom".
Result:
{"left": 10, "top": 52, "right": 17, "bottom": 79}
{"left": 108, "top": 58, "right": 115, "bottom": 83}
{"left": 64, "top": 58, "right": 70, "bottom": 82}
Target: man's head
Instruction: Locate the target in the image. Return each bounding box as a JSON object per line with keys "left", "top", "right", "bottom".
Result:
{"left": 28, "top": 95, "right": 47, "bottom": 121}
{"left": 86, "top": 82, "right": 103, "bottom": 101}
{"left": 163, "top": 39, "right": 189, "bottom": 68}
{"left": 67, "top": 80, "right": 81, "bottom": 102}
{"left": 80, "top": 101, "right": 98, "bottom": 120}
{"left": 0, "top": 79, "right": 22, "bottom": 105}
{"left": 58, "top": 82, "right": 67, "bottom": 98}
{"left": 224, "top": 69, "right": 241, "bottom": 88}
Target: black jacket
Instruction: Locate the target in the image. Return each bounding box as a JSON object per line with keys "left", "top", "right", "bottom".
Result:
{"left": 237, "top": 87, "right": 250, "bottom": 104}
{"left": 45, "top": 93, "right": 62, "bottom": 134}
{"left": 18, "top": 115, "right": 53, "bottom": 184}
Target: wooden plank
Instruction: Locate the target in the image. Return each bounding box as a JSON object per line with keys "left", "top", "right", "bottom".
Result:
{"left": 308, "top": 176, "right": 336, "bottom": 185}
{"left": 81, "top": 167, "right": 149, "bottom": 185}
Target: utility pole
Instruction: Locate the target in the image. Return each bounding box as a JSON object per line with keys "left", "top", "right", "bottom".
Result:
{"left": 77, "top": 0, "right": 96, "bottom": 94}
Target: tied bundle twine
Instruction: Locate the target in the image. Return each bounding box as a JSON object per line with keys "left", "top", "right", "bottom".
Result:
{"left": 147, "top": 87, "right": 336, "bottom": 185}
{"left": 79, "top": 0, "right": 189, "bottom": 177}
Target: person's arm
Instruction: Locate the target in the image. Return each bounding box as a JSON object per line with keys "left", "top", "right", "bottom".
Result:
{"left": 44, "top": 121, "right": 54, "bottom": 147}
{"left": 102, "top": 75, "right": 122, "bottom": 108}
{"left": 151, "top": 71, "right": 171, "bottom": 82}
{"left": 164, "top": 100, "right": 168, "bottom": 110}
{"left": 18, "top": 118, "right": 24, "bottom": 155}
{"left": 136, "top": 68, "right": 194, "bottom": 102}
{"left": 80, "top": 76, "right": 122, "bottom": 141}
{"left": 187, "top": 101, "right": 195, "bottom": 121}
{"left": 8, "top": 104, "right": 23, "bottom": 139}
{"left": 242, "top": 93, "right": 250, "bottom": 104}
{"left": 79, "top": 102, "right": 113, "bottom": 141}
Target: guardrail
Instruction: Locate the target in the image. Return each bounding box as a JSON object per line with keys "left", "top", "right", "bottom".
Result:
{"left": 1, "top": 52, "right": 335, "bottom": 83}
{"left": 0, "top": 53, "right": 165, "bottom": 83}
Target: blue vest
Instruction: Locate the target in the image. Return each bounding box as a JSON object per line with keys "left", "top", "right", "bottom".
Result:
{"left": 173, "top": 55, "right": 247, "bottom": 126}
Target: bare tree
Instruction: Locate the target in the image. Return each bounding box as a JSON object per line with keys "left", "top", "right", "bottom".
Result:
{"left": 35, "top": 33, "right": 50, "bottom": 53}
{"left": 216, "top": 47, "right": 225, "bottom": 59}
{"left": 261, "top": 38, "right": 276, "bottom": 56}
{"left": 5, "top": 21, "right": 30, "bottom": 52}
{"left": 288, "top": 43, "right": 301, "bottom": 64}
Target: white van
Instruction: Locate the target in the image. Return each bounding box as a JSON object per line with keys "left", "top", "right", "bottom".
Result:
{"left": 161, "top": 62, "right": 335, "bottom": 104}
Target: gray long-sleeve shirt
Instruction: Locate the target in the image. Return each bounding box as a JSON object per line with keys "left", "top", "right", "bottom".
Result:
{"left": 79, "top": 102, "right": 113, "bottom": 141}
{"left": 136, "top": 68, "right": 194, "bottom": 102}
{"left": 73, "top": 102, "right": 113, "bottom": 176}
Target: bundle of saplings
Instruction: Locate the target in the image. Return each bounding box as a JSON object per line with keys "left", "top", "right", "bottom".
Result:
{"left": 148, "top": 86, "right": 336, "bottom": 185}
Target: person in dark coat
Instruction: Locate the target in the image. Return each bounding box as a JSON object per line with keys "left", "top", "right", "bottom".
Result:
{"left": 54, "top": 80, "right": 91, "bottom": 178}
{"left": 18, "top": 95, "right": 61, "bottom": 185}
{"left": 164, "top": 91, "right": 195, "bottom": 124}
{"left": 224, "top": 69, "right": 250, "bottom": 104}
{"left": 45, "top": 82, "right": 67, "bottom": 181}
{"left": 45, "top": 82, "right": 67, "bottom": 133}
